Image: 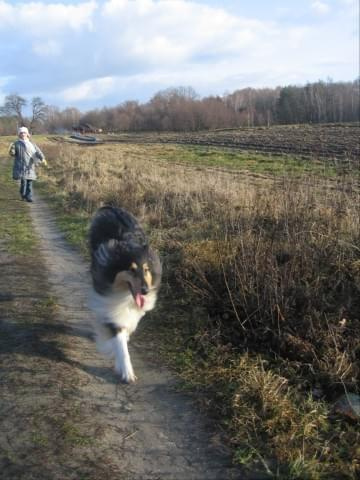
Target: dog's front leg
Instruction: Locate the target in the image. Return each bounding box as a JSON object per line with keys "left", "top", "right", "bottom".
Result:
{"left": 113, "top": 329, "right": 137, "bottom": 383}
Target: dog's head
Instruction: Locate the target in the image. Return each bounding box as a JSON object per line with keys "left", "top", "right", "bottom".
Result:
{"left": 112, "top": 245, "right": 162, "bottom": 309}
{"left": 90, "top": 206, "right": 162, "bottom": 309}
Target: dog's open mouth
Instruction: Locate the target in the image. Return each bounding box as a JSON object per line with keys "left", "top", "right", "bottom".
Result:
{"left": 135, "top": 293, "right": 145, "bottom": 309}
{"left": 128, "top": 282, "right": 147, "bottom": 309}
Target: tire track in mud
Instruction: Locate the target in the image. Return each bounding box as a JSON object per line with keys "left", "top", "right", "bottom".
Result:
{"left": 28, "top": 193, "right": 244, "bottom": 480}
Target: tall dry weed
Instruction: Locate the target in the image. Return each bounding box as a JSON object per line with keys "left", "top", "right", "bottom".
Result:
{"left": 40, "top": 141, "right": 360, "bottom": 477}
{"left": 41, "top": 142, "right": 359, "bottom": 390}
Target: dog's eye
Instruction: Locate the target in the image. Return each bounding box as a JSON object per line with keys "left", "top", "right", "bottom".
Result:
{"left": 129, "top": 263, "right": 138, "bottom": 273}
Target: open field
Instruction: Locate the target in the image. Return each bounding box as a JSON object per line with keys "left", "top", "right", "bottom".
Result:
{"left": 0, "top": 142, "right": 242, "bottom": 479}
{"left": 1, "top": 133, "right": 359, "bottom": 479}
{"left": 156, "top": 123, "right": 360, "bottom": 161}
{"left": 78, "top": 123, "right": 360, "bottom": 163}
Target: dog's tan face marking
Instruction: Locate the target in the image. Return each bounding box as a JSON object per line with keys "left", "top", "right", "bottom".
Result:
{"left": 129, "top": 262, "right": 153, "bottom": 289}
{"left": 143, "top": 262, "right": 153, "bottom": 289}
{"left": 113, "top": 262, "right": 154, "bottom": 295}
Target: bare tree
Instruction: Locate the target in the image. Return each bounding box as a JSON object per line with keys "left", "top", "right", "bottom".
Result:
{"left": 19, "top": 79, "right": 358, "bottom": 133}
{"left": 0, "top": 93, "right": 27, "bottom": 125}
{"left": 30, "top": 96, "right": 48, "bottom": 131}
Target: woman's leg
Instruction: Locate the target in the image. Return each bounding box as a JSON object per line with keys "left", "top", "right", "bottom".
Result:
{"left": 25, "top": 180, "right": 33, "bottom": 202}
{"left": 19, "top": 178, "right": 26, "bottom": 199}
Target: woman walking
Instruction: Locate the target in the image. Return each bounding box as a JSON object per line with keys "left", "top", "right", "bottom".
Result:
{"left": 9, "top": 126, "right": 47, "bottom": 202}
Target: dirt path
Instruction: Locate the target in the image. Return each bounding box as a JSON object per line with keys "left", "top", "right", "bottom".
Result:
{"left": 2, "top": 190, "right": 242, "bottom": 480}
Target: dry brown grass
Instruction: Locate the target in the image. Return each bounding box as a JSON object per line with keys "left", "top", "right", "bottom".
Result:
{"left": 37, "top": 139, "right": 360, "bottom": 478}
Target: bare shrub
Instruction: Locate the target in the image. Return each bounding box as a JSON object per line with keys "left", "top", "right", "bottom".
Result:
{"left": 41, "top": 142, "right": 360, "bottom": 393}
{"left": 40, "top": 141, "right": 360, "bottom": 477}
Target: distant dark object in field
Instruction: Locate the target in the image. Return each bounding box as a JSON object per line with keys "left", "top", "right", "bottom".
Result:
{"left": 68, "top": 134, "right": 104, "bottom": 145}
{"left": 47, "top": 135, "right": 104, "bottom": 145}
{"left": 70, "top": 134, "right": 97, "bottom": 142}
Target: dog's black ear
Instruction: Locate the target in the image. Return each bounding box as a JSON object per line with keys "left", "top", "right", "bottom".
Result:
{"left": 92, "top": 238, "right": 142, "bottom": 273}
{"left": 92, "top": 239, "right": 118, "bottom": 267}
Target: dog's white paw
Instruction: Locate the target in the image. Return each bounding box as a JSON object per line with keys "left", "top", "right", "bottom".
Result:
{"left": 115, "top": 361, "right": 137, "bottom": 383}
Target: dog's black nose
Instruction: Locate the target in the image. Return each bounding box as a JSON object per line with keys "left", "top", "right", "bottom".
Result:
{"left": 141, "top": 285, "right": 149, "bottom": 295}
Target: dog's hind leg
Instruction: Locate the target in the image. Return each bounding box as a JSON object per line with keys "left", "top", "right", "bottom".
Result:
{"left": 113, "top": 328, "right": 137, "bottom": 383}
{"left": 93, "top": 322, "right": 116, "bottom": 357}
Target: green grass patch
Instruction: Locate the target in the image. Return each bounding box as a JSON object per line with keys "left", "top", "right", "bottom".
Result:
{"left": 37, "top": 180, "right": 90, "bottom": 256}
{"left": 60, "top": 421, "right": 95, "bottom": 447}
{"left": 55, "top": 214, "right": 89, "bottom": 254}
{"left": 31, "top": 431, "right": 49, "bottom": 447}
{"left": 0, "top": 156, "right": 38, "bottom": 254}
{"left": 159, "top": 145, "right": 338, "bottom": 177}
{"left": 0, "top": 209, "right": 38, "bottom": 253}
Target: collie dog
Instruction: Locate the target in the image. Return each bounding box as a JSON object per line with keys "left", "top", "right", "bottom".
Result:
{"left": 88, "top": 206, "right": 162, "bottom": 383}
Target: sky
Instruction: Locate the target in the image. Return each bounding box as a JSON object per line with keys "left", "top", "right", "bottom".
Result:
{"left": 0, "top": 0, "right": 358, "bottom": 112}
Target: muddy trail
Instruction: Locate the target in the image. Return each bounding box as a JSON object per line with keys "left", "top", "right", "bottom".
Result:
{"left": 0, "top": 169, "right": 245, "bottom": 479}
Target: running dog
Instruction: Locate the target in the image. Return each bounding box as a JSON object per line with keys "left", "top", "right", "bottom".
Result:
{"left": 88, "top": 206, "right": 162, "bottom": 383}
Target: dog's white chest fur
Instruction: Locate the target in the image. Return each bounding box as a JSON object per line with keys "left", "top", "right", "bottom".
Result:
{"left": 89, "top": 289, "right": 158, "bottom": 383}
{"left": 90, "top": 290, "right": 146, "bottom": 334}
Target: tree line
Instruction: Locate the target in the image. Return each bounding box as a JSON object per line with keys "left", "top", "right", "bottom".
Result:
{"left": 0, "top": 79, "right": 358, "bottom": 135}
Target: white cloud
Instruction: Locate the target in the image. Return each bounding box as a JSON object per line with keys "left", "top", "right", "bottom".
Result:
{"left": 0, "top": 1, "right": 97, "bottom": 35}
{"left": 33, "top": 40, "right": 63, "bottom": 58}
{"left": 0, "top": 0, "right": 357, "bottom": 109}
{"left": 98, "top": 0, "right": 275, "bottom": 65}
{"left": 0, "top": 1, "right": 12, "bottom": 25}
{"left": 338, "top": 0, "right": 357, "bottom": 6}
{"left": 311, "top": 1, "right": 330, "bottom": 15}
{"left": 61, "top": 76, "right": 115, "bottom": 102}
{"left": 285, "top": 26, "right": 312, "bottom": 48}
{"left": 0, "top": 75, "right": 14, "bottom": 104}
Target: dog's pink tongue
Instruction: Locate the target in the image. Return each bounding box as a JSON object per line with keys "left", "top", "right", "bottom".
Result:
{"left": 135, "top": 293, "right": 145, "bottom": 309}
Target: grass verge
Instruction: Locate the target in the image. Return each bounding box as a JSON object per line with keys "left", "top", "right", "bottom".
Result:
{"left": 20, "top": 137, "right": 360, "bottom": 479}
{"left": 0, "top": 152, "right": 125, "bottom": 479}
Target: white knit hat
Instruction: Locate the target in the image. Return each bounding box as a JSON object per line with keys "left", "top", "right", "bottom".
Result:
{"left": 18, "top": 126, "right": 29, "bottom": 135}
